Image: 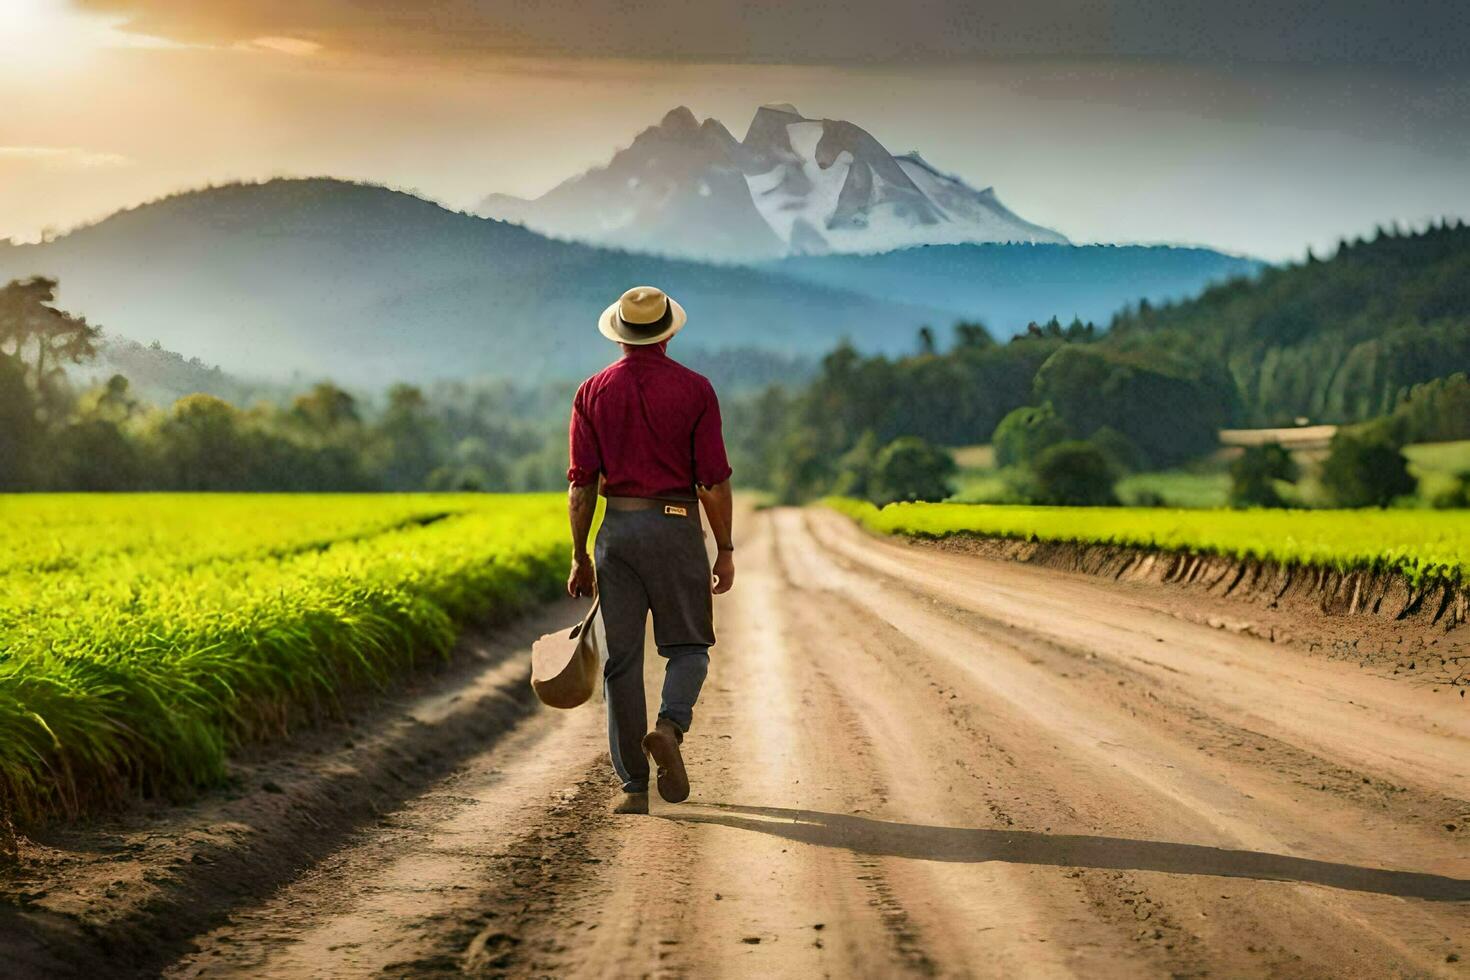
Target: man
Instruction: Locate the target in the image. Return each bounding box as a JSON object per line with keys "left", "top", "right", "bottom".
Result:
{"left": 566, "top": 285, "right": 736, "bottom": 816}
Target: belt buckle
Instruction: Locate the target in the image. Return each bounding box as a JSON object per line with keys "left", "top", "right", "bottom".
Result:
{"left": 663, "top": 504, "right": 688, "bottom": 517}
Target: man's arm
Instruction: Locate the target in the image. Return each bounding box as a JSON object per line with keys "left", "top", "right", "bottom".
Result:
{"left": 567, "top": 482, "right": 598, "bottom": 597}
{"left": 697, "top": 479, "right": 735, "bottom": 594}
{"left": 566, "top": 381, "right": 602, "bottom": 599}
{"left": 691, "top": 379, "right": 734, "bottom": 594}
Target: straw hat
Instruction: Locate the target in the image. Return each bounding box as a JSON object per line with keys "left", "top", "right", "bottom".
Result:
{"left": 598, "top": 286, "right": 687, "bottom": 345}
{"left": 530, "top": 597, "right": 603, "bottom": 709}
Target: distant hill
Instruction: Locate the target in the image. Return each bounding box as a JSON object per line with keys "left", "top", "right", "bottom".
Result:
{"left": 0, "top": 178, "right": 1264, "bottom": 387}
{"left": 1105, "top": 222, "right": 1470, "bottom": 425}
{"left": 0, "top": 179, "right": 956, "bottom": 385}
{"left": 769, "top": 243, "right": 1263, "bottom": 338}
{"left": 83, "top": 335, "right": 279, "bottom": 407}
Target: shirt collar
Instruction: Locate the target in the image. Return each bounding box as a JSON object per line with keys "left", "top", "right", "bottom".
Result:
{"left": 623, "top": 341, "right": 669, "bottom": 358}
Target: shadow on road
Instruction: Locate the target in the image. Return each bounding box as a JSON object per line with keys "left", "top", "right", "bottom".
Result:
{"left": 670, "top": 803, "right": 1470, "bottom": 902}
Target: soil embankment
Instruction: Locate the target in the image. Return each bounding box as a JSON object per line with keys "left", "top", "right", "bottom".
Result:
{"left": 920, "top": 531, "right": 1468, "bottom": 689}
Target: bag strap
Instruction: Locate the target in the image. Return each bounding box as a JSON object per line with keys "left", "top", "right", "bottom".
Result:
{"left": 571, "top": 591, "right": 600, "bottom": 639}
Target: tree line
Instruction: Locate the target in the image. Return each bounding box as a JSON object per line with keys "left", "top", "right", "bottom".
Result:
{"left": 1107, "top": 220, "right": 1470, "bottom": 425}
{"left": 0, "top": 277, "right": 569, "bottom": 493}
{"left": 8, "top": 219, "right": 1469, "bottom": 504}
{"left": 730, "top": 222, "right": 1470, "bottom": 505}
{"left": 727, "top": 316, "right": 1234, "bottom": 503}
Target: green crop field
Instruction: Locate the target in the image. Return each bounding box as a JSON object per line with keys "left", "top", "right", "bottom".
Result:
{"left": 0, "top": 494, "right": 567, "bottom": 824}
{"left": 827, "top": 498, "right": 1470, "bottom": 586}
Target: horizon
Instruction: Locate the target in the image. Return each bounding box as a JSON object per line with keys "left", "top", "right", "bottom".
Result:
{"left": 1, "top": 1, "right": 1467, "bottom": 262}
{"left": 6, "top": 171, "right": 1305, "bottom": 262}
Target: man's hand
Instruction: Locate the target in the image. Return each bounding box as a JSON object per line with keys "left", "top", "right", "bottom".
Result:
{"left": 698, "top": 480, "right": 735, "bottom": 596}
{"left": 712, "top": 550, "right": 735, "bottom": 595}
{"left": 566, "top": 482, "right": 599, "bottom": 598}
{"left": 567, "top": 555, "right": 596, "bottom": 598}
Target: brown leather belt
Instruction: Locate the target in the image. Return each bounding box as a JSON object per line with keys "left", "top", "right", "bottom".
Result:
{"left": 605, "top": 495, "right": 698, "bottom": 515}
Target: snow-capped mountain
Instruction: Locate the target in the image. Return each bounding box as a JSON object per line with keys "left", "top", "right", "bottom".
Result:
{"left": 478, "top": 104, "right": 1067, "bottom": 261}
{"left": 480, "top": 106, "right": 784, "bottom": 262}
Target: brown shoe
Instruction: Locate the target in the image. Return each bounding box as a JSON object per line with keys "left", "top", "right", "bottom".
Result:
{"left": 612, "top": 791, "right": 649, "bottom": 815}
{"left": 641, "top": 720, "right": 690, "bottom": 803}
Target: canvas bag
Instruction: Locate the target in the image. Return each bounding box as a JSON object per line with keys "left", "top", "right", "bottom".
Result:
{"left": 530, "top": 596, "right": 603, "bottom": 709}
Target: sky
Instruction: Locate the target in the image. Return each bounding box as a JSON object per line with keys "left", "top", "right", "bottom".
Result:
{"left": 2, "top": 0, "right": 1468, "bottom": 261}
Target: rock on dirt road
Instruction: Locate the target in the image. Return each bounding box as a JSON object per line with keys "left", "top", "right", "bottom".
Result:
{"left": 21, "top": 507, "right": 1470, "bottom": 977}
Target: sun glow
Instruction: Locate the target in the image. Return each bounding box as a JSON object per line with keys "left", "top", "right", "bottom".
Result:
{"left": 0, "top": 0, "right": 140, "bottom": 77}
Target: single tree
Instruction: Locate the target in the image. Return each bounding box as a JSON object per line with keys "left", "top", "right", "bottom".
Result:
{"left": 290, "top": 382, "right": 360, "bottom": 436}
{"left": 952, "top": 321, "right": 993, "bottom": 350}
{"left": 1030, "top": 441, "right": 1118, "bottom": 506}
{"left": 869, "top": 437, "right": 955, "bottom": 505}
{"left": 376, "top": 383, "right": 444, "bottom": 489}
{"left": 1228, "top": 442, "right": 1299, "bottom": 507}
{"left": 993, "top": 402, "right": 1067, "bottom": 467}
{"left": 916, "top": 326, "right": 937, "bottom": 357}
{"left": 150, "top": 394, "right": 254, "bottom": 490}
{"left": 83, "top": 374, "right": 141, "bottom": 424}
{"left": 1319, "top": 432, "right": 1416, "bottom": 507}
{"left": 0, "top": 276, "right": 101, "bottom": 422}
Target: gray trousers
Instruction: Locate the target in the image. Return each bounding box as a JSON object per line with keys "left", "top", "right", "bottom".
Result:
{"left": 595, "top": 505, "right": 714, "bottom": 793}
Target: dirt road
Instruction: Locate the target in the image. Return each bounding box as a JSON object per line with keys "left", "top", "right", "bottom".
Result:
{"left": 166, "top": 507, "right": 1468, "bottom": 978}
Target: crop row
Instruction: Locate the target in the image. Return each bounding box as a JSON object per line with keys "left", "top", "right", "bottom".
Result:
{"left": 0, "top": 494, "right": 568, "bottom": 825}
{"left": 826, "top": 498, "right": 1470, "bottom": 586}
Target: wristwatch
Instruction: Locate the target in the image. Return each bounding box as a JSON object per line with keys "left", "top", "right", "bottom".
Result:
{"left": 717, "top": 543, "right": 735, "bottom": 553}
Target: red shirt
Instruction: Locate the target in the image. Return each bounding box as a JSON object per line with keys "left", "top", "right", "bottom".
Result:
{"left": 568, "top": 344, "right": 732, "bottom": 498}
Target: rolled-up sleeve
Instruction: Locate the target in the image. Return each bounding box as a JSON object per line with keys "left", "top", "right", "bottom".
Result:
{"left": 692, "top": 382, "right": 733, "bottom": 488}
{"left": 567, "top": 384, "right": 601, "bottom": 487}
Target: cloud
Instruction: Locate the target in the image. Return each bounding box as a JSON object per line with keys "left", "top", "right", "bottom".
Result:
{"left": 240, "top": 36, "right": 323, "bottom": 57}
{"left": 73, "top": 0, "right": 1470, "bottom": 69}
{"left": 0, "top": 146, "right": 133, "bottom": 170}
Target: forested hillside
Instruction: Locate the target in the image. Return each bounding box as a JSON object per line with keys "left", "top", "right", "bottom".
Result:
{"left": 730, "top": 223, "right": 1470, "bottom": 501}
{"left": 1107, "top": 222, "right": 1470, "bottom": 425}
{"left": 83, "top": 335, "right": 278, "bottom": 407}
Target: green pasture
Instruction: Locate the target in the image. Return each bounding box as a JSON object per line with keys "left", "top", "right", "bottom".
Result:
{"left": 1405, "top": 440, "right": 1470, "bottom": 501}
{"left": 946, "top": 439, "right": 1470, "bottom": 510}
